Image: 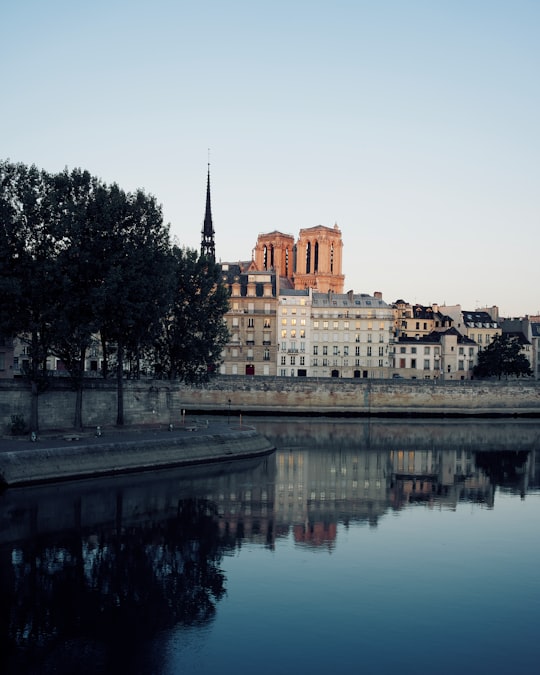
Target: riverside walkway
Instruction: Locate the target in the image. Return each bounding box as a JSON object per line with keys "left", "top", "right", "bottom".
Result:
{"left": 0, "top": 420, "right": 275, "bottom": 488}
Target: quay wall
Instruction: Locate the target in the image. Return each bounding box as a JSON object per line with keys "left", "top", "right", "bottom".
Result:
{"left": 1, "top": 377, "right": 540, "bottom": 432}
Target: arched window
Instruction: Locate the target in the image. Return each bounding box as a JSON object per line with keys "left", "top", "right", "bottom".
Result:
{"left": 263, "top": 245, "right": 268, "bottom": 270}
{"left": 314, "top": 241, "right": 319, "bottom": 272}
{"left": 330, "top": 243, "right": 334, "bottom": 273}
{"left": 306, "top": 241, "right": 311, "bottom": 273}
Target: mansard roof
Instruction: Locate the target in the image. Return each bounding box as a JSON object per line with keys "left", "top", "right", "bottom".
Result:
{"left": 462, "top": 310, "right": 499, "bottom": 328}
{"left": 312, "top": 292, "right": 389, "bottom": 309}
{"left": 504, "top": 331, "right": 532, "bottom": 346}
{"left": 396, "top": 327, "right": 476, "bottom": 345}
{"left": 220, "top": 264, "right": 277, "bottom": 297}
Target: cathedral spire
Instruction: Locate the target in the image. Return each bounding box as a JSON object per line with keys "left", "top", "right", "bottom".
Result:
{"left": 200, "top": 163, "right": 215, "bottom": 261}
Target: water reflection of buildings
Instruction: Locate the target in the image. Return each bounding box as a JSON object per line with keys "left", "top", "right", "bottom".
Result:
{"left": 272, "top": 443, "right": 537, "bottom": 547}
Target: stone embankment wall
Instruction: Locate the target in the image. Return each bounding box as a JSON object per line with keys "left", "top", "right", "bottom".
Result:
{"left": 1, "top": 376, "right": 539, "bottom": 431}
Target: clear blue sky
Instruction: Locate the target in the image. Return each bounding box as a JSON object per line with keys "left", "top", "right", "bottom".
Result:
{"left": 2, "top": 1, "right": 539, "bottom": 317}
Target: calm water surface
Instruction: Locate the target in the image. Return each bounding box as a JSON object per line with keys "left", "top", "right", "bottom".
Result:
{"left": 1, "top": 419, "right": 539, "bottom": 674}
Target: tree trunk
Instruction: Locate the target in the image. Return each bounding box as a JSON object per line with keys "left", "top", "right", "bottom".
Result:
{"left": 116, "top": 340, "right": 124, "bottom": 426}
{"left": 30, "top": 380, "right": 39, "bottom": 433}
{"left": 73, "top": 346, "right": 86, "bottom": 431}
{"left": 29, "top": 329, "right": 40, "bottom": 433}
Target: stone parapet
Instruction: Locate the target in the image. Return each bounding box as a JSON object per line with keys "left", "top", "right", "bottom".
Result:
{"left": 1, "top": 377, "right": 539, "bottom": 434}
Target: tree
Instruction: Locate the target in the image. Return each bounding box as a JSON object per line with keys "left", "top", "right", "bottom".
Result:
{"left": 46, "top": 168, "right": 105, "bottom": 429}
{"left": 152, "top": 247, "right": 229, "bottom": 381}
{"left": 95, "top": 184, "right": 171, "bottom": 424}
{"left": 0, "top": 161, "right": 58, "bottom": 433}
{"left": 473, "top": 334, "right": 532, "bottom": 379}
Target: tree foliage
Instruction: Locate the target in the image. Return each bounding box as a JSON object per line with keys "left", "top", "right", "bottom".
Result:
{"left": 0, "top": 161, "right": 58, "bottom": 431}
{"left": 473, "top": 334, "right": 532, "bottom": 379}
{"left": 152, "top": 247, "right": 229, "bottom": 382}
{"left": 0, "top": 160, "right": 230, "bottom": 431}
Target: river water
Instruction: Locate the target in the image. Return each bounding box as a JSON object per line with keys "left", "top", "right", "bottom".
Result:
{"left": 1, "top": 418, "right": 539, "bottom": 675}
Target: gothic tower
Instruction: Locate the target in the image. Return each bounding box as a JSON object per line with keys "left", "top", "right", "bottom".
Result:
{"left": 200, "top": 164, "right": 215, "bottom": 261}
{"left": 293, "top": 224, "right": 344, "bottom": 293}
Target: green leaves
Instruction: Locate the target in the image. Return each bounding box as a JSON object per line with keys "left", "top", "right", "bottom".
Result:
{"left": 474, "top": 334, "right": 532, "bottom": 379}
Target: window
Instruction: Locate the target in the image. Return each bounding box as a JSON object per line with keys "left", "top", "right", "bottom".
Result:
{"left": 424, "top": 346, "right": 430, "bottom": 355}
{"left": 333, "top": 321, "right": 339, "bottom": 329}
{"left": 323, "top": 321, "right": 329, "bottom": 329}
{"left": 367, "top": 334, "right": 372, "bottom": 342}
{"left": 411, "top": 359, "right": 416, "bottom": 368}
{"left": 313, "top": 345, "right": 318, "bottom": 355}
{"left": 333, "top": 346, "right": 339, "bottom": 356}
{"left": 282, "top": 307, "right": 287, "bottom": 315}
{"left": 411, "top": 347, "right": 417, "bottom": 354}
{"left": 281, "top": 356, "right": 286, "bottom": 365}
{"left": 232, "top": 317, "right": 239, "bottom": 327}
{"left": 400, "top": 346, "right": 406, "bottom": 353}
{"left": 367, "top": 346, "right": 372, "bottom": 356}
{"left": 314, "top": 320, "right": 319, "bottom": 329}
{"left": 300, "top": 356, "right": 305, "bottom": 365}
{"left": 290, "top": 356, "right": 296, "bottom": 365}
{"left": 323, "top": 346, "right": 328, "bottom": 355}
{"left": 344, "top": 346, "right": 349, "bottom": 356}
{"left": 355, "top": 346, "right": 360, "bottom": 356}
{"left": 281, "top": 318, "right": 287, "bottom": 326}
{"left": 458, "top": 360, "right": 464, "bottom": 370}
{"left": 379, "top": 346, "right": 384, "bottom": 356}
{"left": 247, "top": 318, "right": 254, "bottom": 327}
{"left": 344, "top": 321, "right": 349, "bottom": 329}
{"left": 313, "top": 358, "right": 318, "bottom": 366}
{"left": 264, "top": 348, "right": 270, "bottom": 361}
{"left": 281, "top": 329, "right": 287, "bottom": 338}
{"left": 291, "top": 318, "right": 297, "bottom": 326}
{"left": 300, "top": 330, "right": 306, "bottom": 338}
{"left": 424, "top": 359, "right": 430, "bottom": 370}
{"left": 290, "top": 330, "right": 296, "bottom": 338}
{"left": 355, "top": 333, "right": 360, "bottom": 342}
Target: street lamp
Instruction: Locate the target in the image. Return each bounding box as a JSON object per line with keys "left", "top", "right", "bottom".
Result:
{"left": 228, "top": 398, "right": 231, "bottom": 425}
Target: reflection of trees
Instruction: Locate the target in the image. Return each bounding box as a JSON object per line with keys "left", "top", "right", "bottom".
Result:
{"left": 1, "top": 498, "right": 226, "bottom": 673}
{"left": 474, "top": 451, "right": 530, "bottom": 493}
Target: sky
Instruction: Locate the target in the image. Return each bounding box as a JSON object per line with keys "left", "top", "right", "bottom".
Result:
{"left": 2, "top": 0, "right": 539, "bottom": 317}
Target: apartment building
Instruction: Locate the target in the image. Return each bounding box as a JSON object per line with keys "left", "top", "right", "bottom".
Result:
{"left": 309, "top": 290, "right": 394, "bottom": 379}
{"left": 440, "top": 305, "right": 502, "bottom": 349}
{"left": 220, "top": 264, "right": 279, "bottom": 376}
{"left": 392, "top": 328, "right": 479, "bottom": 380}
{"left": 278, "top": 288, "right": 312, "bottom": 377}
{"left": 394, "top": 301, "right": 453, "bottom": 338}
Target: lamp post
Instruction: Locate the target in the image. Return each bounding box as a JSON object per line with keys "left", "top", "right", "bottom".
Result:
{"left": 228, "top": 398, "right": 231, "bottom": 425}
